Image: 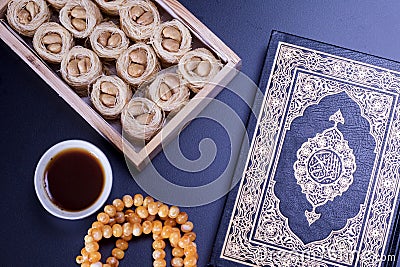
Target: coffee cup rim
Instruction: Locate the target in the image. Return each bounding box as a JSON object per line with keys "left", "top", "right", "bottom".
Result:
{"left": 34, "top": 140, "right": 113, "bottom": 220}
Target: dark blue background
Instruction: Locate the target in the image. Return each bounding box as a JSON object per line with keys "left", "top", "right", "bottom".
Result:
{"left": 2, "top": 1, "right": 400, "bottom": 266}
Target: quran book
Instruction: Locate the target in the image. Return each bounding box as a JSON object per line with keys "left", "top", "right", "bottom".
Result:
{"left": 209, "top": 31, "right": 400, "bottom": 267}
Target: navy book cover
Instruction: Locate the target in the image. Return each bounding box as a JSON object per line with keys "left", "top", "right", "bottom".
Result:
{"left": 209, "top": 31, "right": 400, "bottom": 267}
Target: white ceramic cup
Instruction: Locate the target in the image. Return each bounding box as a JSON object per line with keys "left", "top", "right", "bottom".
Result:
{"left": 34, "top": 140, "right": 112, "bottom": 220}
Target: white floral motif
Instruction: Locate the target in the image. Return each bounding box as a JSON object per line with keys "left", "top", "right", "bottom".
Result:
{"left": 285, "top": 72, "right": 393, "bottom": 153}
{"left": 221, "top": 43, "right": 400, "bottom": 267}
{"left": 293, "top": 110, "right": 356, "bottom": 225}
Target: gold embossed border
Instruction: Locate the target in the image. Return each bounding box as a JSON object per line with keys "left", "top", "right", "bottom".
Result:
{"left": 251, "top": 70, "right": 394, "bottom": 266}
{"left": 220, "top": 42, "right": 400, "bottom": 267}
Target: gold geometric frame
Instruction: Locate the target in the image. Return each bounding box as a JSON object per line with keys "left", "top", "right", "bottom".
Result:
{"left": 221, "top": 42, "right": 400, "bottom": 267}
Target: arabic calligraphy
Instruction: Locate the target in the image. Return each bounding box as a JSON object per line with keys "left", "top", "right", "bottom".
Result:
{"left": 294, "top": 110, "right": 356, "bottom": 225}
{"left": 308, "top": 149, "right": 342, "bottom": 184}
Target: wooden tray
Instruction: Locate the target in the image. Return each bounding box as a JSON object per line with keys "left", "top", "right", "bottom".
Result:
{"left": 0, "top": 0, "right": 241, "bottom": 170}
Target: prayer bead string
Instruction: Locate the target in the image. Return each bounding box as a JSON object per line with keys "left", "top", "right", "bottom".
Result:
{"left": 76, "top": 194, "right": 198, "bottom": 267}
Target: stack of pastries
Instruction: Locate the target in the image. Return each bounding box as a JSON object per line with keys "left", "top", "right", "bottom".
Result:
{"left": 7, "top": 0, "right": 222, "bottom": 142}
